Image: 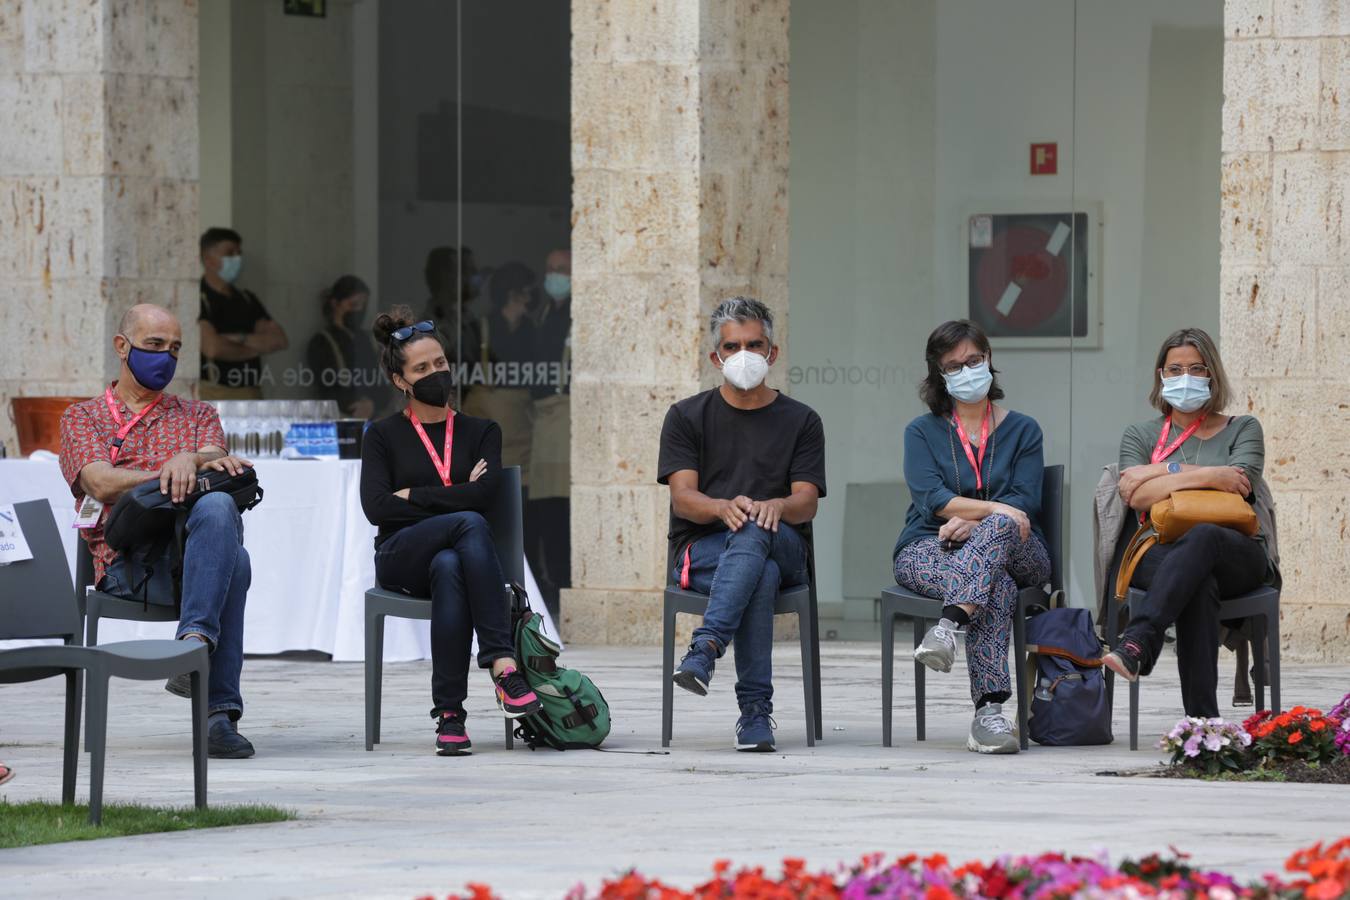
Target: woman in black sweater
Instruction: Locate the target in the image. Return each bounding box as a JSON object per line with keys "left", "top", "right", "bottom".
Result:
{"left": 360, "top": 306, "right": 540, "bottom": 755}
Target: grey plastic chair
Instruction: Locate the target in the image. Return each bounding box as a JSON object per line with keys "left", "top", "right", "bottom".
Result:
{"left": 0, "top": 500, "right": 207, "bottom": 825}
{"left": 364, "top": 466, "right": 525, "bottom": 751}
{"left": 880, "top": 464, "right": 1064, "bottom": 750}
{"left": 661, "top": 524, "right": 822, "bottom": 748}
{"left": 1102, "top": 518, "right": 1281, "bottom": 750}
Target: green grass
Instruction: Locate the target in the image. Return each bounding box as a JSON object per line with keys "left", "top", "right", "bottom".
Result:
{"left": 0, "top": 800, "right": 294, "bottom": 849}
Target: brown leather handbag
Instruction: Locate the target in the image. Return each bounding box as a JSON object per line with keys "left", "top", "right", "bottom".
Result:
{"left": 1113, "top": 490, "right": 1259, "bottom": 603}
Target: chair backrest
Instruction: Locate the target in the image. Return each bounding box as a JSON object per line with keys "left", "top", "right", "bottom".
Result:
{"left": 1040, "top": 464, "right": 1065, "bottom": 593}
{"left": 0, "top": 500, "right": 81, "bottom": 641}
{"left": 485, "top": 465, "right": 524, "bottom": 584}
{"left": 76, "top": 534, "right": 96, "bottom": 593}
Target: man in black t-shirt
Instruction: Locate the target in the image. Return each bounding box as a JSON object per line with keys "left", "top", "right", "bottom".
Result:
{"left": 197, "top": 227, "right": 289, "bottom": 399}
{"left": 657, "top": 297, "right": 826, "bottom": 752}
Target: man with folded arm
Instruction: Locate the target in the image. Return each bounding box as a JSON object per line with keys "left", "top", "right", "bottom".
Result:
{"left": 59, "top": 304, "right": 257, "bottom": 758}
{"left": 658, "top": 297, "right": 826, "bottom": 752}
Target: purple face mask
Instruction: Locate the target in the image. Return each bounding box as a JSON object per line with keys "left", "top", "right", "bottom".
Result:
{"left": 124, "top": 342, "right": 178, "bottom": 391}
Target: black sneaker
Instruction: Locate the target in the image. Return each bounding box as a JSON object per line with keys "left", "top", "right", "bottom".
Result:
{"left": 207, "top": 717, "right": 255, "bottom": 759}
{"left": 1103, "top": 638, "right": 1144, "bottom": 682}
{"left": 493, "top": 667, "right": 542, "bottom": 718}
{"left": 434, "top": 710, "right": 472, "bottom": 756}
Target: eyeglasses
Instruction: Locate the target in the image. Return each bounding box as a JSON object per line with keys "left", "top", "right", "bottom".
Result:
{"left": 391, "top": 320, "right": 436, "bottom": 342}
{"left": 940, "top": 354, "right": 986, "bottom": 377}
{"left": 1162, "top": 364, "right": 1210, "bottom": 378}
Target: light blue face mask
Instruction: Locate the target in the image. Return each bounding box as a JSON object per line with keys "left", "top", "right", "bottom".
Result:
{"left": 1160, "top": 373, "right": 1210, "bottom": 413}
{"left": 943, "top": 361, "right": 993, "bottom": 404}
{"left": 218, "top": 254, "right": 243, "bottom": 284}
{"left": 543, "top": 271, "right": 571, "bottom": 301}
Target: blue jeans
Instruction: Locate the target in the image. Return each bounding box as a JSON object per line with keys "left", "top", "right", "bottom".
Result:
{"left": 99, "top": 491, "right": 250, "bottom": 720}
{"left": 675, "top": 522, "right": 809, "bottom": 709}
{"left": 374, "top": 512, "right": 516, "bottom": 714}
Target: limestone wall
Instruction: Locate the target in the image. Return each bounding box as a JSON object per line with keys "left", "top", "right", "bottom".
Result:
{"left": 1223, "top": 0, "right": 1350, "bottom": 660}
{"left": 565, "top": 0, "right": 790, "bottom": 642}
{"left": 0, "top": 0, "right": 199, "bottom": 455}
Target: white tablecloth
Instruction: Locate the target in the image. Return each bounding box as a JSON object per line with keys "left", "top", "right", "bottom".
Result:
{"left": 0, "top": 457, "right": 555, "bottom": 661}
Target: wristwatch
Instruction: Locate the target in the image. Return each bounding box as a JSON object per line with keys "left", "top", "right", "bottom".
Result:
{"left": 1167, "top": 461, "right": 1182, "bottom": 474}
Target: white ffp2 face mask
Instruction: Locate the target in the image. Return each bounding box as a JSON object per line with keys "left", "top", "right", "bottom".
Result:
{"left": 719, "top": 349, "right": 770, "bottom": 391}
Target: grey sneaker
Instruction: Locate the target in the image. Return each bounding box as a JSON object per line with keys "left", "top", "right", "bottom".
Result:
{"left": 967, "top": 702, "right": 1019, "bottom": 754}
{"left": 913, "top": 618, "right": 960, "bottom": 673}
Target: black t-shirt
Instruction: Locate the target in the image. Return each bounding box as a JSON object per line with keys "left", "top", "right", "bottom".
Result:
{"left": 657, "top": 388, "right": 827, "bottom": 553}
{"left": 359, "top": 410, "right": 503, "bottom": 548}
{"left": 199, "top": 279, "right": 272, "bottom": 387}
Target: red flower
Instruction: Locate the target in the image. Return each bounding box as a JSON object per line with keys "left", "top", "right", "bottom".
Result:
{"left": 1310, "top": 719, "right": 1327, "bottom": 733}
{"left": 1289, "top": 731, "right": 1306, "bottom": 745}
{"left": 924, "top": 887, "right": 955, "bottom": 900}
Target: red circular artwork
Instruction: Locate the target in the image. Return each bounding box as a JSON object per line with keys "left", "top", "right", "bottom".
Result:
{"left": 974, "top": 224, "right": 1069, "bottom": 330}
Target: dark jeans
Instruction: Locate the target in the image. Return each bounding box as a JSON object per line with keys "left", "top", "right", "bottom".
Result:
{"left": 676, "top": 521, "right": 809, "bottom": 709}
{"left": 374, "top": 512, "right": 515, "bottom": 714}
{"left": 99, "top": 492, "right": 250, "bottom": 720}
{"left": 1123, "top": 523, "right": 1268, "bottom": 718}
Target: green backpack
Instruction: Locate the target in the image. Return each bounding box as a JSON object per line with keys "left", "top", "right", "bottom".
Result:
{"left": 509, "top": 584, "right": 611, "bottom": 750}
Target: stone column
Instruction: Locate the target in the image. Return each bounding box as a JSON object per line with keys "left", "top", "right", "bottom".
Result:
{"left": 565, "top": 1, "right": 789, "bottom": 642}
{"left": 0, "top": 0, "right": 199, "bottom": 454}
{"left": 1222, "top": 0, "right": 1350, "bottom": 660}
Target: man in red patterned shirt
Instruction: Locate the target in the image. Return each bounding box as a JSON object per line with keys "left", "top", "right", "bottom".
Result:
{"left": 60, "top": 304, "right": 257, "bottom": 759}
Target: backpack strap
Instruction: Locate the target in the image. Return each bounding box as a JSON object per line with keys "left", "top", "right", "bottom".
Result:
{"left": 561, "top": 703, "right": 601, "bottom": 730}
{"left": 1026, "top": 644, "right": 1105, "bottom": 669}
{"left": 1113, "top": 522, "right": 1157, "bottom": 604}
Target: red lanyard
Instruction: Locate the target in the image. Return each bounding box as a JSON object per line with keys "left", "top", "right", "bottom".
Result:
{"left": 1150, "top": 414, "right": 1206, "bottom": 465}
{"left": 952, "top": 402, "right": 992, "bottom": 491}
{"left": 408, "top": 410, "right": 454, "bottom": 486}
{"left": 104, "top": 386, "right": 161, "bottom": 465}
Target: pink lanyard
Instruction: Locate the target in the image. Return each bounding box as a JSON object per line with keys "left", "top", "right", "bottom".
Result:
{"left": 1150, "top": 414, "right": 1205, "bottom": 465}
{"left": 408, "top": 410, "right": 454, "bottom": 486}
{"left": 104, "top": 386, "right": 161, "bottom": 465}
{"left": 952, "top": 402, "right": 992, "bottom": 491}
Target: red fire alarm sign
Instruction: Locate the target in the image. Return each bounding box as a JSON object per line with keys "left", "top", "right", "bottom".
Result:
{"left": 1031, "top": 143, "right": 1057, "bottom": 175}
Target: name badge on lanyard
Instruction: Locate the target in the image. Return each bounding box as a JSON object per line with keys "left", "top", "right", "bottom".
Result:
{"left": 73, "top": 494, "right": 103, "bottom": 529}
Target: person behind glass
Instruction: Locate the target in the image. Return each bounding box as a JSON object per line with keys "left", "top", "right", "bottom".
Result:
{"left": 305, "top": 275, "right": 388, "bottom": 419}
{"left": 421, "top": 245, "right": 483, "bottom": 345}
{"left": 462, "top": 262, "right": 538, "bottom": 482}
{"left": 198, "top": 227, "right": 288, "bottom": 400}
{"left": 359, "top": 306, "right": 542, "bottom": 756}
{"left": 1101, "top": 328, "right": 1273, "bottom": 718}
{"left": 59, "top": 304, "right": 256, "bottom": 758}
{"left": 893, "top": 319, "right": 1049, "bottom": 755}
{"left": 660, "top": 297, "right": 826, "bottom": 752}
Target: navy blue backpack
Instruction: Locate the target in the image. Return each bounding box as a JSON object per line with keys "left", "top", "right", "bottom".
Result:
{"left": 1024, "top": 606, "right": 1113, "bottom": 746}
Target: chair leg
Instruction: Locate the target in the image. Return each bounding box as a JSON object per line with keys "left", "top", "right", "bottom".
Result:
{"left": 809, "top": 597, "right": 822, "bottom": 740}
{"left": 1128, "top": 678, "right": 1140, "bottom": 751}
{"left": 191, "top": 665, "right": 208, "bottom": 809}
{"left": 797, "top": 608, "right": 815, "bottom": 749}
{"left": 365, "top": 608, "right": 384, "bottom": 751}
{"left": 504, "top": 718, "right": 513, "bottom": 750}
{"left": 1012, "top": 593, "right": 1030, "bottom": 751}
{"left": 661, "top": 603, "right": 677, "bottom": 748}
{"left": 913, "top": 618, "right": 927, "bottom": 742}
{"left": 1251, "top": 617, "right": 1267, "bottom": 713}
{"left": 86, "top": 673, "right": 109, "bottom": 826}
{"left": 62, "top": 670, "right": 80, "bottom": 806}
{"left": 881, "top": 610, "right": 895, "bottom": 748}
{"left": 1267, "top": 608, "right": 1281, "bottom": 714}
{"left": 83, "top": 607, "right": 100, "bottom": 755}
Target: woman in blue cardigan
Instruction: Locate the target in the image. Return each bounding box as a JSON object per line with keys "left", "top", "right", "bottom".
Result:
{"left": 893, "top": 320, "right": 1048, "bottom": 754}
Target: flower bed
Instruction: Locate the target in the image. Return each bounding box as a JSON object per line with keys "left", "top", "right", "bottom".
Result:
{"left": 420, "top": 838, "right": 1350, "bottom": 899}
{"left": 1156, "top": 693, "right": 1350, "bottom": 784}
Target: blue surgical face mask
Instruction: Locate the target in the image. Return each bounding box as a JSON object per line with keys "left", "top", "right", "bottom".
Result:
{"left": 942, "top": 361, "right": 993, "bottom": 404}
{"left": 1160, "top": 373, "right": 1210, "bottom": 413}
{"left": 218, "top": 254, "right": 243, "bottom": 283}
{"left": 123, "top": 340, "right": 178, "bottom": 392}
{"left": 543, "top": 272, "right": 571, "bottom": 301}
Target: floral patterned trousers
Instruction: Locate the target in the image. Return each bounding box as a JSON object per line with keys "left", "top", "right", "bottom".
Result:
{"left": 893, "top": 514, "right": 1050, "bottom": 705}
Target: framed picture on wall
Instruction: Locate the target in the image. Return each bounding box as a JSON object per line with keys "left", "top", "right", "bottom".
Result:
{"left": 961, "top": 203, "right": 1102, "bottom": 349}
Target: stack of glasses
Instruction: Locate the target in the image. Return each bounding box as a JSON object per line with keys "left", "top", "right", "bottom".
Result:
{"left": 209, "top": 400, "right": 342, "bottom": 459}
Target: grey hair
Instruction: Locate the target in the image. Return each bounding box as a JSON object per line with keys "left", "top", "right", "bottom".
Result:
{"left": 709, "top": 296, "right": 774, "bottom": 344}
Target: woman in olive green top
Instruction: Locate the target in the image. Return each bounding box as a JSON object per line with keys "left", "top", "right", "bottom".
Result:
{"left": 1102, "top": 328, "right": 1270, "bottom": 718}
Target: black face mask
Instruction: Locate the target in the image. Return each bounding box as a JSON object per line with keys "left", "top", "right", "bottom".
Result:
{"left": 409, "top": 369, "right": 455, "bottom": 407}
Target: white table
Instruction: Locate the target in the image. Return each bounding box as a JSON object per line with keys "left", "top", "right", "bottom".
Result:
{"left": 0, "top": 456, "right": 554, "bottom": 661}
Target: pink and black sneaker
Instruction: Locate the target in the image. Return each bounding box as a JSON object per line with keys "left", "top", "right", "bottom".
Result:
{"left": 434, "top": 710, "right": 472, "bottom": 756}
{"left": 493, "top": 666, "right": 542, "bottom": 718}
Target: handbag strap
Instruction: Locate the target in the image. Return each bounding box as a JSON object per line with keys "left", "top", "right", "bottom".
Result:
{"left": 1113, "top": 522, "right": 1157, "bottom": 603}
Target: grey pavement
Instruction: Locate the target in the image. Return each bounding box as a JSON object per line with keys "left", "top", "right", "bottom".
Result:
{"left": 1, "top": 639, "right": 1347, "bottom": 899}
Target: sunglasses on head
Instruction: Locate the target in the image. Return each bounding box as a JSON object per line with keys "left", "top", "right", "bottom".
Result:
{"left": 392, "top": 320, "right": 436, "bottom": 342}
